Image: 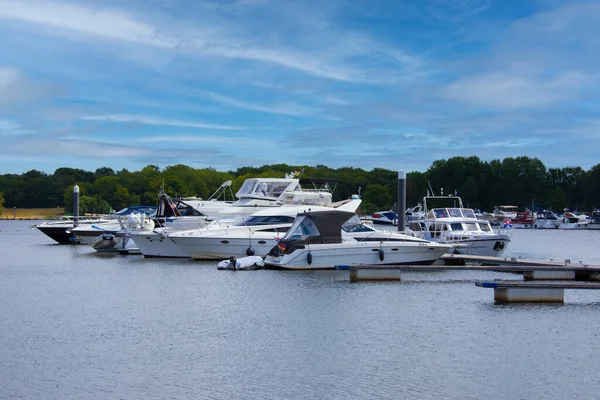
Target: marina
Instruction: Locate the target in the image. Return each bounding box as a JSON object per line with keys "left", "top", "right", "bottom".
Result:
{"left": 2, "top": 220, "right": 600, "bottom": 399}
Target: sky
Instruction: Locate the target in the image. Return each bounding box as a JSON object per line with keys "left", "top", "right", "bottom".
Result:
{"left": 1, "top": 0, "right": 599, "bottom": 175}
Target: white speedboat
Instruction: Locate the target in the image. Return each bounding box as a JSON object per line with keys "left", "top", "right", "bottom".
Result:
{"left": 264, "top": 209, "right": 451, "bottom": 270}
{"left": 533, "top": 210, "right": 561, "bottom": 229}
{"left": 558, "top": 211, "right": 590, "bottom": 229}
{"left": 410, "top": 195, "right": 511, "bottom": 257}
{"left": 167, "top": 197, "right": 362, "bottom": 260}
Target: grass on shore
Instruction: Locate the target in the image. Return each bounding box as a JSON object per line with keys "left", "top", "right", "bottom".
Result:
{"left": 1, "top": 208, "right": 65, "bottom": 220}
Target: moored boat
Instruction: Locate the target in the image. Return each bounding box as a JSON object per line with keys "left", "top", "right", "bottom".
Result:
{"left": 410, "top": 194, "right": 511, "bottom": 257}
{"left": 264, "top": 209, "right": 451, "bottom": 269}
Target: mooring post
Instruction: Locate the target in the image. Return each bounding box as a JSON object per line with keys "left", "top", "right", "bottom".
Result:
{"left": 397, "top": 171, "right": 406, "bottom": 231}
{"left": 73, "top": 184, "right": 80, "bottom": 227}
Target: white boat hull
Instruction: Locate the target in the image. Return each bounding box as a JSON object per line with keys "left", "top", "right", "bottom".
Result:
{"left": 129, "top": 231, "right": 190, "bottom": 258}
{"left": 448, "top": 236, "right": 510, "bottom": 257}
{"left": 265, "top": 241, "right": 450, "bottom": 270}
{"left": 174, "top": 234, "right": 282, "bottom": 260}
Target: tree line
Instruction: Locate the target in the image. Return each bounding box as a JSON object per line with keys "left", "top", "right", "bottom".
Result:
{"left": 0, "top": 156, "right": 599, "bottom": 216}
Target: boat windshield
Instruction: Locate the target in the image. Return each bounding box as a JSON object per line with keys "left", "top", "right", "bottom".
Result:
{"left": 236, "top": 215, "right": 295, "bottom": 226}
{"left": 448, "top": 208, "right": 463, "bottom": 218}
{"left": 284, "top": 215, "right": 320, "bottom": 240}
{"left": 479, "top": 223, "right": 491, "bottom": 232}
{"left": 237, "top": 179, "right": 296, "bottom": 198}
{"left": 433, "top": 209, "right": 449, "bottom": 218}
{"left": 462, "top": 209, "right": 476, "bottom": 218}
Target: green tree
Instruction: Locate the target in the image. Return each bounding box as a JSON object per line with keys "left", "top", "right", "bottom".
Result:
{"left": 0, "top": 191, "right": 4, "bottom": 216}
{"left": 113, "top": 185, "right": 131, "bottom": 210}
{"left": 361, "top": 183, "right": 393, "bottom": 214}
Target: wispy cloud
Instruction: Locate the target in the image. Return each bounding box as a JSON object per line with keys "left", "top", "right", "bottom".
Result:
{"left": 441, "top": 71, "right": 590, "bottom": 109}
{"left": 0, "top": 66, "right": 60, "bottom": 107}
{"left": 80, "top": 114, "right": 245, "bottom": 130}
{"left": 0, "top": 0, "right": 177, "bottom": 48}
{"left": 199, "top": 90, "right": 317, "bottom": 116}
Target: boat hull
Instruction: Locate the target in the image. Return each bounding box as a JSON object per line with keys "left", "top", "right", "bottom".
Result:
{"left": 36, "top": 224, "right": 80, "bottom": 244}
{"left": 265, "top": 241, "right": 450, "bottom": 270}
{"left": 130, "top": 231, "right": 190, "bottom": 258}
{"left": 174, "top": 234, "right": 282, "bottom": 260}
{"left": 448, "top": 236, "right": 511, "bottom": 257}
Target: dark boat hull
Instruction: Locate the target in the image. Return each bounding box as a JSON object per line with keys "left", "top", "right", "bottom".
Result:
{"left": 36, "top": 225, "right": 81, "bottom": 244}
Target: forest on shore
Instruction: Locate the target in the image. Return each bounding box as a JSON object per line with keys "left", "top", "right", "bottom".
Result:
{"left": 1, "top": 155, "right": 599, "bottom": 216}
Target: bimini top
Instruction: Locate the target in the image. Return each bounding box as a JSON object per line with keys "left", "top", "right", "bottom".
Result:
{"left": 280, "top": 209, "right": 356, "bottom": 245}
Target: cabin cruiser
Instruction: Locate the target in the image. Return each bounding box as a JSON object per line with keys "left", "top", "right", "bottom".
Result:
{"left": 410, "top": 195, "right": 511, "bottom": 257}
{"left": 533, "top": 210, "right": 560, "bottom": 229}
{"left": 166, "top": 197, "right": 361, "bottom": 260}
{"left": 510, "top": 211, "right": 535, "bottom": 229}
{"left": 214, "top": 176, "right": 336, "bottom": 218}
{"left": 582, "top": 211, "right": 600, "bottom": 230}
{"left": 559, "top": 211, "right": 590, "bottom": 229}
{"left": 263, "top": 209, "right": 451, "bottom": 270}
{"left": 491, "top": 205, "right": 518, "bottom": 223}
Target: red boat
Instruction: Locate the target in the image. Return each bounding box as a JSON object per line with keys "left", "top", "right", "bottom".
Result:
{"left": 510, "top": 211, "right": 536, "bottom": 228}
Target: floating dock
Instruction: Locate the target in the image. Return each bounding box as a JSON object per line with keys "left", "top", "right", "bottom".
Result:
{"left": 475, "top": 281, "right": 600, "bottom": 303}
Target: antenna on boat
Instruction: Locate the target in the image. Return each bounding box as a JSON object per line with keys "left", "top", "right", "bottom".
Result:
{"left": 427, "top": 180, "right": 435, "bottom": 196}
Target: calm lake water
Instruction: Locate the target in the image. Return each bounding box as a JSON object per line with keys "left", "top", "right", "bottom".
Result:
{"left": 2, "top": 220, "right": 600, "bottom": 399}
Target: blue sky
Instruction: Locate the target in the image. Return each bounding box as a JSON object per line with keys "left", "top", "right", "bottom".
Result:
{"left": 0, "top": 0, "right": 598, "bottom": 174}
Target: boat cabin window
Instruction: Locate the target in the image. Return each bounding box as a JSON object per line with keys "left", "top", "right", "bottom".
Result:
{"left": 479, "top": 223, "right": 491, "bottom": 232}
{"left": 450, "top": 223, "right": 463, "bottom": 231}
{"left": 464, "top": 222, "right": 478, "bottom": 231}
{"left": 447, "top": 208, "right": 462, "bottom": 218}
{"left": 462, "top": 209, "right": 476, "bottom": 219}
{"left": 237, "top": 179, "right": 258, "bottom": 196}
{"left": 285, "top": 215, "right": 320, "bottom": 240}
{"left": 237, "top": 215, "right": 295, "bottom": 226}
{"left": 434, "top": 209, "right": 449, "bottom": 218}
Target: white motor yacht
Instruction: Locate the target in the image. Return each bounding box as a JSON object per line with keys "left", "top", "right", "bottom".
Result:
{"left": 167, "top": 197, "right": 362, "bottom": 260}
{"left": 410, "top": 195, "right": 511, "bottom": 257}
{"left": 264, "top": 209, "right": 451, "bottom": 270}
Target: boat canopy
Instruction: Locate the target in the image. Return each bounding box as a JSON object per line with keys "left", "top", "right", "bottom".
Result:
{"left": 282, "top": 210, "right": 355, "bottom": 245}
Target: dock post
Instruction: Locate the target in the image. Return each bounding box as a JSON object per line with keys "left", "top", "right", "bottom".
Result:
{"left": 397, "top": 171, "right": 406, "bottom": 231}
{"left": 73, "top": 184, "right": 79, "bottom": 227}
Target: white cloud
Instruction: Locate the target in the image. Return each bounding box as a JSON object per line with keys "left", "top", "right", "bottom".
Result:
{"left": 0, "top": 66, "right": 59, "bottom": 106}
{"left": 0, "top": 0, "right": 177, "bottom": 48}
{"left": 0, "top": 0, "right": 421, "bottom": 83}
{"left": 441, "top": 71, "right": 589, "bottom": 110}
{"left": 80, "top": 114, "right": 245, "bottom": 130}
